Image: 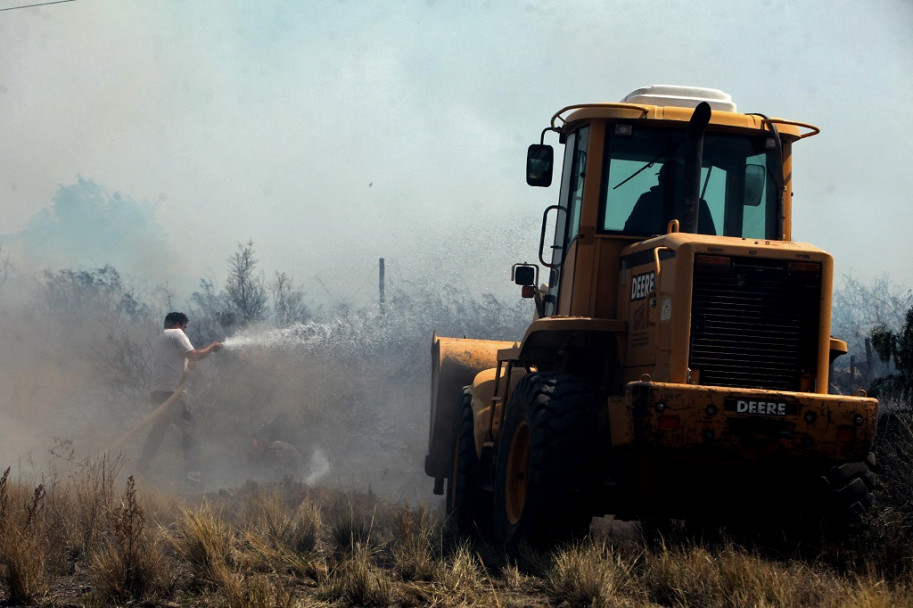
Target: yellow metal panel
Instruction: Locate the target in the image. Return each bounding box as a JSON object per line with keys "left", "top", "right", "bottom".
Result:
{"left": 426, "top": 335, "right": 515, "bottom": 479}
{"left": 622, "top": 380, "right": 876, "bottom": 461}
{"left": 471, "top": 366, "right": 528, "bottom": 452}
{"left": 608, "top": 396, "right": 633, "bottom": 446}
{"left": 558, "top": 104, "right": 816, "bottom": 141}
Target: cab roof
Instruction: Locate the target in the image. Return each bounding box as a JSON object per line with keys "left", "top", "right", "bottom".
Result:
{"left": 552, "top": 85, "right": 819, "bottom": 141}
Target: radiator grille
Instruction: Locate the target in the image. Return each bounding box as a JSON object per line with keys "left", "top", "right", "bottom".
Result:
{"left": 689, "top": 257, "right": 821, "bottom": 391}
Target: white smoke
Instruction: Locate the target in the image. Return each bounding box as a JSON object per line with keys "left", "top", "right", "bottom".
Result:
{"left": 305, "top": 447, "right": 331, "bottom": 486}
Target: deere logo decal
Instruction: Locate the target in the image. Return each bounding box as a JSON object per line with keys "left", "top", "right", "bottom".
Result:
{"left": 724, "top": 398, "right": 798, "bottom": 417}
{"left": 630, "top": 271, "right": 655, "bottom": 301}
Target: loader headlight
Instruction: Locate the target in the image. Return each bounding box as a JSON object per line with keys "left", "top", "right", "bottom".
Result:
{"left": 787, "top": 261, "right": 821, "bottom": 278}
{"left": 837, "top": 426, "right": 856, "bottom": 442}
{"left": 658, "top": 415, "right": 680, "bottom": 430}
{"left": 695, "top": 254, "right": 731, "bottom": 274}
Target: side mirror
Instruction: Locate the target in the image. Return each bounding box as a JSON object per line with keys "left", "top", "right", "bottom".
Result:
{"left": 744, "top": 164, "right": 766, "bottom": 206}
{"left": 512, "top": 263, "right": 538, "bottom": 298}
{"left": 513, "top": 264, "right": 537, "bottom": 286}
{"left": 526, "top": 144, "right": 553, "bottom": 187}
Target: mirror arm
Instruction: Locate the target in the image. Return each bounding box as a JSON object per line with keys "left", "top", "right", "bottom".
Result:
{"left": 539, "top": 127, "right": 552, "bottom": 145}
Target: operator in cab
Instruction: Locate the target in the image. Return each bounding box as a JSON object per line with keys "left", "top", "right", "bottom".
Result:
{"left": 624, "top": 161, "right": 716, "bottom": 236}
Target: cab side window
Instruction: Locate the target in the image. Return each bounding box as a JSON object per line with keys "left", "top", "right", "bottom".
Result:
{"left": 544, "top": 127, "right": 589, "bottom": 316}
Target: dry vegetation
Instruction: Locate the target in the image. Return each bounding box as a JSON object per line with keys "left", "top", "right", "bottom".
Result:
{"left": 3, "top": 255, "right": 913, "bottom": 606}
{"left": 2, "top": 453, "right": 913, "bottom": 608}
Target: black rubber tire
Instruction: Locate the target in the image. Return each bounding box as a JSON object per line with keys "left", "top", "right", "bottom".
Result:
{"left": 820, "top": 452, "right": 877, "bottom": 525}
{"left": 446, "top": 388, "right": 491, "bottom": 536}
{"left": 493, "top": 372, "right": 598, "bottom": 547}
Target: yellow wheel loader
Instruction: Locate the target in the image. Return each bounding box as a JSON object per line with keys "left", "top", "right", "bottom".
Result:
{"left": 425, "top": 86, "right": 878, "bottom": 545}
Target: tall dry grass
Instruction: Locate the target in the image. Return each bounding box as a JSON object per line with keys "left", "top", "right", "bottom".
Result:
{"left": 44, "top": 439, "right": 123, "bottom": 565}
{"left": 546, "top": 540, "right": 643, "bottom": 607}
{"left": 320, "top": 542, "right": 393, "bottom": 606}
{"left": 89, "top": 475, "right": 170, "bottom": 602}
{"left": 391, "top": 504, "right": 440, "bottom": 581}
{"left": 170, "top": 502, "right": 239, "bottom": 593}
{"left": 0, "top": 470, "right": 51, "bottom": 604}
{"left": 0, "top": 461, "right": 912, "bottom": 607}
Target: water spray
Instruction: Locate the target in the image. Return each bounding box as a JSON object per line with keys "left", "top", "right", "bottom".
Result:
{"left": 221, "top": 320, "right": 377, "bottom": 358}
{"left": 221, "top": 328, "right": 311, "bottom": 351}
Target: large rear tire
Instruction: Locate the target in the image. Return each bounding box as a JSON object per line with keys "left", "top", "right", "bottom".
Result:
{"left": 493, "top": 373, "right": 598, "bottom": 546}
{"left": 818, "top": 452, "right": 877, "bottom": 532}
{"left": 446, "top": 388, "right": 491, "bottom": 536}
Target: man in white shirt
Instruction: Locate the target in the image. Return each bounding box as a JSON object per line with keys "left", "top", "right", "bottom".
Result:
{"left": 137, "top": 312, "right": 223, "bottom": 490}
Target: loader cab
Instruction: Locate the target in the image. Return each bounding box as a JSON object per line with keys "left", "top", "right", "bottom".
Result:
{"left": 527, "top": 87, "right": 815, "bottom": 320}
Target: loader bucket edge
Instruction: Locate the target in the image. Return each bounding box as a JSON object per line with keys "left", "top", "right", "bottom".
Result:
{"left": 425, "top": 334, "right": 516, "bottom": 486}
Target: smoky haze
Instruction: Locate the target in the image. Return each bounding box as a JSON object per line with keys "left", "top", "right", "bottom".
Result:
{"left": 0, "top": 2, "right": 911, "bottom": 498}
{"left": 1, "top": 1, "right": 911, "bottom": 300}
{"left": 0, "top": 253, "right": 532, "bottom": 503}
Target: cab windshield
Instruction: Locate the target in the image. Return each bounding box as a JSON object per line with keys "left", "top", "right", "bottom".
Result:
{"left": 599, "top": 125, "right": 780, "bottom": 240}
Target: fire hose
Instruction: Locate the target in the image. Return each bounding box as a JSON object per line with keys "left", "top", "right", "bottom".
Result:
{"left": 106, "top": 370, "right": 192, "bottom": 455}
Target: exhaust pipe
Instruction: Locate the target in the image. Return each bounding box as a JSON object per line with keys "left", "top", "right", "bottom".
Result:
{"left": 681, "top": 101, "right": 711, "bottom": 233}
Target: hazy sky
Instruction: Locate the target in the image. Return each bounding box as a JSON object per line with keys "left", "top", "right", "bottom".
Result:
{"left": 2, "top": 0, "right": 911, "bottom": 306}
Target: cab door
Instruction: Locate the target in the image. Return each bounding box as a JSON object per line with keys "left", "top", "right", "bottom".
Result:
{"left": 543, "top": 126, "right": 588, "bottom": 317}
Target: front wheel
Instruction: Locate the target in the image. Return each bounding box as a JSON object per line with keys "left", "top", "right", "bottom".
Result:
{"left": 446, "top": 388, "right": 491, "bottom": 536}
{"left": 493, "top": 373, "right": 598, "bottom": 546}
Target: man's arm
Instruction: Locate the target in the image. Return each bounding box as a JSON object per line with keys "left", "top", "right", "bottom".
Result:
{"left": 185, "top": 341, "right": 224, "bottom": 362}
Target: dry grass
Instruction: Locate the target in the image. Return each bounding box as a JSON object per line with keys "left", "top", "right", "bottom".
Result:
{"left": 391, "top": 504, "right": 440, "bottom": 581}
{"left": 170, "top": 502, "right": 239, "bottom": 590}
{"left": 637, "top": 539, "right": 913, "bottom": 608}
{"left": 1, "top": 463, "right": 913, "bottom": 608}
{"left": 546, "top": 540, "right": 642, "bottom": 607}
{"left": 321, "top": 542, "right": 392, "bottom": 606}
{"left": 289, "top": 494, "right": 322, "bottom": 554}
{"left": 47, "top": 441, "right": 123, "bottom": 564}
{"left": 434, "top": 541, "right": 484, "bottom": 594}
{"left": 0, "top": 473, "right": 51, "bottom": 604}
{"left": 88, "top": 475, "right": 170, "bottom": 602}
{"left": 325, "top": 490, "right": 398, "bottom": 557}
